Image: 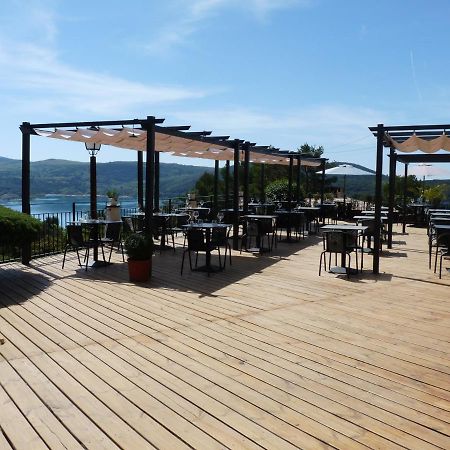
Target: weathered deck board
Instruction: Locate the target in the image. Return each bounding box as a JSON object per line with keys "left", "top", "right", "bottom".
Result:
{"left": 0, "top": 224, "right": 449, "bottom": 449}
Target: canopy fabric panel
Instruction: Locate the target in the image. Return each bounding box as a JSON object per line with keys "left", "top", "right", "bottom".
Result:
{"left": 34, "top": 126, "right": 323, "bottom": 165}
{"left": 249, "top": 151, "right": 322, "bottom": 167}
{"left": 34, "top": 127, "right": 234, "bottom": 157}
{"left": 391, "top": 133, "right": 450, "bottom": 153}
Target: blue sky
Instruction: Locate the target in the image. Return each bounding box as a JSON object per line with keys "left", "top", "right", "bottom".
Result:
{"left": 1, "top": 0, "right": 450, "bottom": 175}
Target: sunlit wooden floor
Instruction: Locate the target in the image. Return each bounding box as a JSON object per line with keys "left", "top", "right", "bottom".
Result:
{"left": 0, "top": 224, "right": 449, "bottom": 449}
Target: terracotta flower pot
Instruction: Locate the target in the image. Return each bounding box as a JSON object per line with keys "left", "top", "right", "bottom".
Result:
{"left": 127, "top": 258, "right": 151, "bottom": 282}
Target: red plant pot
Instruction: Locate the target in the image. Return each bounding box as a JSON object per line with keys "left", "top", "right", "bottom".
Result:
{"left": 127, "top": 258, "right": 151, "bottom": 282}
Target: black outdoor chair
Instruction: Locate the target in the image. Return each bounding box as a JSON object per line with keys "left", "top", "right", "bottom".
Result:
{"left": 180, "top": 228, "right": 218, "bottom": 275}
{"left": 319, "top": 231, "right": 359, "bottom": 278}
{"left": 122, "top": 216, "right": 135, "bottom": 236}
{"left": 62, "top": 224, "right": 105, "bottom": 271}
{"left": 434, "top": 232, "right": 450, "bottom": 278}
{"left": 167, "top": 214, "right": 190, "bottom": 249}
{"left": 211, "top": 226, "right": 232, "bottom": 269}
{"left": 240, "top": 219, "right": 275, "bottom": 253}
{"left": 100, "top": 221, "right": 124, "bottom": 262}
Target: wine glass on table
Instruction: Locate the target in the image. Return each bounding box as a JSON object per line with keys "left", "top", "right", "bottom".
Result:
{"left": 193, "top": 210, "right": 199, "bottom": 223}
{"left": 277, "top": 202, "right": 282, "bottom": 211}
{"left": 217, "top": 211, "right": 224, "bottom": 223}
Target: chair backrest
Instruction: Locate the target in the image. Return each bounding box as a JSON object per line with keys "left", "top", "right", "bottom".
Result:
{"left": 104, "top": 222, "right": 122, "bottom": 241}
{"left": 172, "top": 214, "right": 190, "bottom": 229}
{"left": 67, "top": 224, "right": 85, "bottom": 247}
{"left": 324, "top": 231, "right": 346, "bottom": 253}
{"left": 211, "top": 227, "right": 228, "bottom": 245}
{"left": 246, "top": 220, "right": 260, "bottom": 237}
{"left": 187, "top": 228, "right": 207, "bottom": 251}
{"left": 122, "top": 216, "right": 135, "bottom": 234}
{"left": 436, "top": 231, "right": 450, "bottom": 248}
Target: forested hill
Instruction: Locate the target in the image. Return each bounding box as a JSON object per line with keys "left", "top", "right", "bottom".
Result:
{"left": 0, "top": 157, "right": 213, "bottom": 200}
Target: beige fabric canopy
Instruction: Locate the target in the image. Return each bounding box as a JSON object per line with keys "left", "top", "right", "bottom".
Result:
{"left": 390, "top": 133, "right": 450, "bottom": 153}
{"left": 35, "top": 126, "right": 322, "bottom": 166}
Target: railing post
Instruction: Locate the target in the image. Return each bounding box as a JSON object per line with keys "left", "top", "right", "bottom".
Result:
{"left": 72, "top": 202, "right": 76, "bottom": 222}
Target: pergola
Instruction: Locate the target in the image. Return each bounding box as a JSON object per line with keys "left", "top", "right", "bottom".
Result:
{"left": 20, "top": 116, "right": 326, "bottom": 263}
{"left": 369, "top": 123, "right": 450, "bottom": 274}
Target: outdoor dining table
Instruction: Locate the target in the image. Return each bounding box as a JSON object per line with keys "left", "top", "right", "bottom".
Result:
{"left": 181, "top": 222, "right": 232, "bottom": 273}
{"left": 154, "top": 213, "right": 188, "bottom": 250}
{"left": 296, "top": 207, "right": 320, "bottom": 233}
{"left": 320, "top": 224, "right": 368, "bottom": 275}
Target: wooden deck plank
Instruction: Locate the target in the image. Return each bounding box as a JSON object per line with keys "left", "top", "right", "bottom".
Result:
{"left": 0, "top": 223, "right": 449, "bottom": 449}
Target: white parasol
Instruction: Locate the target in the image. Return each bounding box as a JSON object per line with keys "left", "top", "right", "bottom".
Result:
{"left": 320, "top": 164, "right": 373, "bottom": 204}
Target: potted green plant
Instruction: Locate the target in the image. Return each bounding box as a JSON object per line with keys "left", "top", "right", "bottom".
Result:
{"left": 106, "top": 189, "right": 119, "bottom": 206}
{"left": 124, "top": 233, "right": 153, "bottom": 282}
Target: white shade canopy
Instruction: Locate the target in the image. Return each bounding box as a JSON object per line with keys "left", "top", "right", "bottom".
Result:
{"left": 322, "top": 164, "right": 373, "bottom": 176}
{"left": 391, "top": 133, "right": 450, "bottom": 153}
{"left": 34, "top": 125, "right": 323, "bottom": 166}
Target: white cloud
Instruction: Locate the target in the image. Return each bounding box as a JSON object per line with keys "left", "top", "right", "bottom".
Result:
{"left": 146, "top": 0, "right": 310, "bottom": 53}
{"left": 0, "top": 40, "right": 207, "bottom": 117}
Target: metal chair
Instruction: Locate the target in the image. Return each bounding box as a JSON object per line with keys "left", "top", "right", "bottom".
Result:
{"left": 62, "top": 224, "right": 105, "bottom": 271}
{"left": 211, "top": 227, "right": 232, "bottom": 269}
{"left": 319, "top": 231, "right": 358, "bottom": 277}
{"left": 180, "top": 228, "right": 218, "bottom": 275}
{"left": 434, "top": 232, "right": 450, "bottom": 278}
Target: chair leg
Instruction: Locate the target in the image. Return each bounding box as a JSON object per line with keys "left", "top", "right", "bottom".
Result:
{"left": 62, "top": 246, "right": 68, "bottom": 269}
{"left": 181, "top": 250, "right": 186, "bottom": 275}
{"left": 319, "top": 251, "right": 324, "bottom": 275}
{"left": 439, "top": 253, "right": 443, "bottom": 279}
{"left": 85, "top": 247, "right": 90, "bottom": 271}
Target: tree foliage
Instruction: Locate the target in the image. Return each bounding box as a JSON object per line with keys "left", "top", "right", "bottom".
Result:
{"left": 0, "top": 206, "right": 42, "bottom": 245}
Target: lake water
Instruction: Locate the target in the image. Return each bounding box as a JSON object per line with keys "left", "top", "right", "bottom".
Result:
{"left": 1, "top": 195, "right": 139, "bottom": 215}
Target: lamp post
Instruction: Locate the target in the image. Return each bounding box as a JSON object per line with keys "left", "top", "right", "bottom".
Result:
{"left": 85, "top": 142, "right": 101, "bottom": 220}
{"left": 86, "top": 141, "right": 101, "bottom": 263}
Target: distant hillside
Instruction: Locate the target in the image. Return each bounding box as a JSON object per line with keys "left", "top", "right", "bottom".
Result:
{"left": 0, "top": 157, "right": 213, "bottom": 200}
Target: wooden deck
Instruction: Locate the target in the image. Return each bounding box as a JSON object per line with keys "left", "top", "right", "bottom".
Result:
{"left": 0, "top": 224, "right": 449, "bottom": 449}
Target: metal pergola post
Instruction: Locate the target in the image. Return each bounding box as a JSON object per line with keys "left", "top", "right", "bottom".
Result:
{"left": 144, "top": 116, "right": 156, "bottom": 235}
{"left": 243, "top": 143, "right": 250, "bottom": 215}
{"left": 20, "top": 122, "right": 31, "bottom": 265}
{"left": 288, "top": 155, "right": 293, "bottom": 211}
{"left": 137, "top": 151, "right": 144, "bottom": 209}
{"left": 296, "top": 157, "right": 301, "bottom": 204}
{"left": 387, "top": 147, "right": 396, "bottom": 249}
{"left": 154, "top": 151, "right": 160, "bottom": 212}
{"left": 225, "top": 160, "right": 230, "bottom": 210}
{"left": 320, "top": 161, "right": 326, "bottom": 224}
{"left": 373, "top": 123, "right": 384, "bottom": 274}
{"left": 232, "top": 140, "right": 241, "bottom": 250}
{"left": 260, "top": 163, "right": 265, "bottom": 202}
{"left": 214, "top": 160, "right": 219, "bottom": 214}
{"left": 402, "top": 163, "right": 408, "bottom": 234}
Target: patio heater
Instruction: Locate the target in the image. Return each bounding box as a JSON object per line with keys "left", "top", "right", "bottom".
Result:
{"left": 85, "top": 142, "right": 101, "bottom": 220}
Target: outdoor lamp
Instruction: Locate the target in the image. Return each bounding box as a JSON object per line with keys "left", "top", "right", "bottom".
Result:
{"left": 85, "top": 142, "right": 101, "bottom": 156}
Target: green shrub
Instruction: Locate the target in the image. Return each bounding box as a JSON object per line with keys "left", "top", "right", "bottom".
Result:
{"left": 265, "top": 178, "right": 301, "bottom": 202}
{"left": 0, "top": 206, "right": 42, "bottom": 246}
{"left": 124, "top": 233, "right": 153, "bottom": 260}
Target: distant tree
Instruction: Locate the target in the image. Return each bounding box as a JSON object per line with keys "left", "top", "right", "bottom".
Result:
{"left": 194, "top": 172, "right": 216, "bottom": 197}
{"left": 297, "top": 143, "right": 324, "bottom": 158}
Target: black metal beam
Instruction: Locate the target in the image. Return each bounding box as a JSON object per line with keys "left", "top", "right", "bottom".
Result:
{"left": 296, "top": 157, "right": 301, "bottom": 203}
{"left": 320, "top": 161, "right": 325, "bottom": 222}
{"left": 373, "top": 123, "right": 384, "bottom": 274}
{"left": 29, "top": 118, "right": 164, "bottom": 129}
{"left": 21, "top": 122, "right": 31, "bottom": 265}
{"left": 396, "top": 153, "right": 450, "bottom": 163}
{"left": 369, "top": 123, "right": 450, "bottom": 132}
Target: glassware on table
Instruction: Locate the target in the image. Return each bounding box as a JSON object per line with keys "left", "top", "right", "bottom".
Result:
{"left": 277, "top": 202, "right": 282, "bottom": 210}
{"left": 217, "top": 211, "right": 224, "bottom": 223}
{"left": 250, "top": 198, "right": 254, "bottom": 204}
{"left": 193, "top": 210, "right": 199, "bottom": 222}
{"left": 199, "top": 200, "right": 204, "bottom": 207}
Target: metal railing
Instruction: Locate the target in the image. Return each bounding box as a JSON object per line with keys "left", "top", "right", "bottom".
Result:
{"left": 0, "top": 194, "right": 231, "bottom": 263}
